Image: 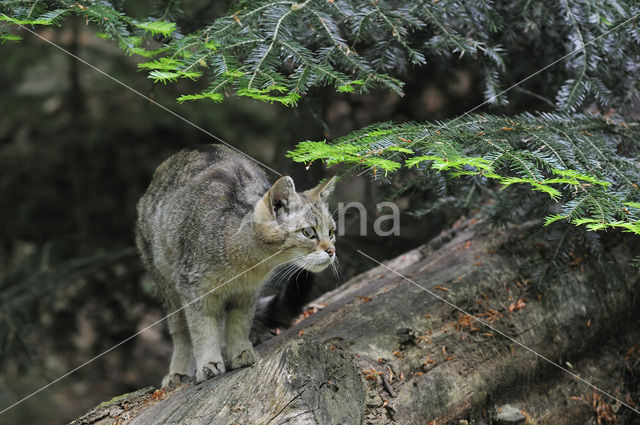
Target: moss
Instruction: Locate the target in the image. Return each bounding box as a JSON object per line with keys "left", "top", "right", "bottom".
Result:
{"left": 95, "top": 393, "right": 132, "bottom": 409}
{"left": 95, "top": 386, "right": 154, "bottom": 409}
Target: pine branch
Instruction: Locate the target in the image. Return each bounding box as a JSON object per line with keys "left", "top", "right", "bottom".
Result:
{"left": 2, "top": 0, "right": 637, "bottom": 108}
{"left": 288, "top": 112, "right": 640, "bottom": 234}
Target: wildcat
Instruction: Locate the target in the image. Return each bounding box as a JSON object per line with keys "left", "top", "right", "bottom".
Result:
{"left": 135, "top": 144, "right": 337, "bottom": 387}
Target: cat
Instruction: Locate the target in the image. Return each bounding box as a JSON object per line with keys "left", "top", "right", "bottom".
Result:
{"left": 135, "top": 144, "right": 337, "bottom": 387}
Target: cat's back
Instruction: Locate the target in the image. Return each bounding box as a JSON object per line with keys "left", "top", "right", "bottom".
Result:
{"left": 141, "top": 144, "right": 269, "bottom": 211}
{"left": 136, "top": 144, "right": 271, "bottom": 253}
{"left": 151, "top": 144, "right": 266, "bottom": 193}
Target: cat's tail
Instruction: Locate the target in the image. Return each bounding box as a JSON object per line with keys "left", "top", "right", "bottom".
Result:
{"left": 251, "top": 268, "right": 315, "bottom": 341}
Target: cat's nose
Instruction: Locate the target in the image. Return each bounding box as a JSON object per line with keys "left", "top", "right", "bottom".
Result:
{"left": 325, "top": 247, "right": 335, "bottom": 257}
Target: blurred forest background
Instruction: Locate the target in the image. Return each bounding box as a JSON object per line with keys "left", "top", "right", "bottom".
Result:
{"left": 0, "top": 1, "right": 639, "bottom": 424}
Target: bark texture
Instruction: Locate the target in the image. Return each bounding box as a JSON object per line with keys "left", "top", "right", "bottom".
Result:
{"left": 71, "top": 218, "right": 640, "bottom": 425}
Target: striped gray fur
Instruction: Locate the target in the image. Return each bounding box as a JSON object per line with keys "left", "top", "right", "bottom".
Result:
{"left": 135, "top": 145, "right": 337, "bottom": 387}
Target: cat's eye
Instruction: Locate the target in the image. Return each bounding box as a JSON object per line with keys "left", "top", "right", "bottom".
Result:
{"left": 301, "top": 226, "right": 317, "bottom": 239}
{"left": 329, "top": 228, "right": 335, "bottom": 238}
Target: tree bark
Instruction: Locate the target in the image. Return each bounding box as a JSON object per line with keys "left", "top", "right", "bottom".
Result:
{"left": 71, "top": 217, "right": 640, "bottom": 425}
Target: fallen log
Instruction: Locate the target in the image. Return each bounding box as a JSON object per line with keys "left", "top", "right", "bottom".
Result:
{"left": 71, "top": 217, "right": 640, "bottom": 424}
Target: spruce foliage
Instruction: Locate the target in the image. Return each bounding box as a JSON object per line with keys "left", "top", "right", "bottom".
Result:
{"left": 1, "top": 1, "right": 639, "bottom": 110}
{"left": 288, "top": 113, "right": 640, "bottom": 235}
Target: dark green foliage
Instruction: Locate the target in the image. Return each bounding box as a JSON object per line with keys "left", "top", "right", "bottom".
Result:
{"left": 0, "top": 246, "right": 145, "bottom": 371}
{"left": 1, "top": 1, "right": 639, "bottom": 110}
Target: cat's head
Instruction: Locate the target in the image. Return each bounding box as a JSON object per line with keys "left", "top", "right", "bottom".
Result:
{"left": 254, "top": 176, "right": 337, "bottom": 272}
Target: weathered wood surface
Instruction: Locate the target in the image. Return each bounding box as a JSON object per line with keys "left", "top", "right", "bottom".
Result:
{"left": 72, "top": 218, "right": 640, "bottom": 425}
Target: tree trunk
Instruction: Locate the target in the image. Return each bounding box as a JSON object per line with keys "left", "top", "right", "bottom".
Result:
{"left": 71, "top": 217, "right": 640, "bottom": 425}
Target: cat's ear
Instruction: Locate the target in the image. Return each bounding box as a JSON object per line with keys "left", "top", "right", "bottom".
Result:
{"left": 268, "top": 175, "right": 296, "bottom": 216}
{"left": 305, "top": 176, "right": 338, "bottom": 201}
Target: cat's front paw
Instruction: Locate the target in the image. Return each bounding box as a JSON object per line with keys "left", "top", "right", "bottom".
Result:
{"left": 229, "top": 347, "right": 260, "bottom": 370}
{"left": 196, "top": 361, "right": 225, "bottom": 382}
{"left": 162, "top": 372, "right": 191, "bottom": 390}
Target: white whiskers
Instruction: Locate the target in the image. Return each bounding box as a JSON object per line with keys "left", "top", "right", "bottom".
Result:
{"left": 268, "top": 252, "right": 341, "bottom": 290}
{"left": 330, "top": 256, "right": 343, "bottom": 286}
{"left": 269, "top": 254, "right": 308, "bottom": 288}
